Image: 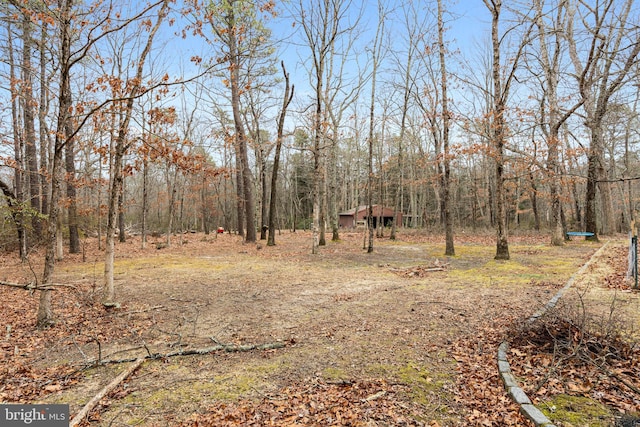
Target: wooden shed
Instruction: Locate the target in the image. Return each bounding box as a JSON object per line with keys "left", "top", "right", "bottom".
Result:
{"left": 338, "top": 205, "right": 402, "bottom": 229}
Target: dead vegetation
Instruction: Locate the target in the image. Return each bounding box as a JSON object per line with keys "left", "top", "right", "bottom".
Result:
{"left": 508, "top": 244, "right": 640, "bottom": 426}
{"left": 0, "top": 231, "right": 634, "bottom": 426}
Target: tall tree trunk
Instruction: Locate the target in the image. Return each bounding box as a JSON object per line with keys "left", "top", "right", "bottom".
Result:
{"left": 142, "top": 155, "right": 148, "bottom": 249}
{"left": 65, "top": 112, "right": 80, "bottom": 253}
{"left": 311, "top": 62, "right": 323, "bottom": 254}
{"left": 37, "top": 0, "right": 74, "bottom": 326}
{"left": 234, "top": 148, "right": 245, "bottom": 238}
{"left": 391, "top": 10, "right": 416, "bottom": 240}
{"left": 178, "top": 189, "right": 185, "bottom": 242}
{"left": 566, "top": 0, "right": 640, "bottom": 240}
{"left": 39, "top": 22, "right": 50, "bottom": 217}
{"left": 533, "top": 0, "right": 570, "bottom": 246}
{"left": 201, "top": 175, "right": 210, "bottom": 235}
{"left": 529, "top": 171, "right": 541, "bottom": 231}
{"left": 438, "top": 0, "right": 454, "bottom": 256}
{"left": 598, "top": 156, "right": 614, "bottom": 235}
{"left": 366, "top": 1, "right": 386, "bottom": 253}
{"left": 319, "top": 165, "right": 326, "bottom": 246}
{"left": 7, "top": 20, "right": 27, "bottom": 260}
{"left": 97, "top": 149, "right": 103, "bottom": 250}
{"left": 494, "top": 143, "right": 509, "bottom": 260}
{"left": 21, "top": 15, "right": 43, "bottom": 240}
{"left": 548, "top": 135, "right": 564, "bottom": 245}
{"left": 623, "top": 93, "right": 638, "bottom": 225}
{"left": 118, "top": 181, "right": 126, "bottom": 243}
{"left": 486, "top": 0, "right": 509, "bottom": 260}
{"left": 227, "top": 8, "right": 256, "bottom": 243}
{"left": 56, "top": 214, "right": 64, "bottom": 261}
{"left": 585, "top": 119, "right": 615, "bottom": 238}
{"left": 38, "top": 146, "right": 62, "bottom": 327}
{"left": 103, "top": 0, "right": 168, "bottom": 305}
{"left": 104, "top": 139, "right": 125, "bottom": 305}
{"left": 268, "top": 62, "right": 294, "bottom": 246}
{"left": 329, "top": 142, "right": 339, "bottom": 242}
{"left": 165, "top": 172, "right": 177, "bottom": 247}
{"left": 260, "top": 154, "right": 268, "bottom": 240}
{"left": 584, "top": 145, "right": 600, "bottom": 239}
{"left": 366, "top": 59, "right": 377, "bottom": 253}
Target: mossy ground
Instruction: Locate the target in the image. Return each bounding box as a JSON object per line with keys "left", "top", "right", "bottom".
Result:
{"left": 5, "top": 231, "right": 614, "bottom": 426}
{"left": 539, "top": 394, "right": 613, "bottom": 426}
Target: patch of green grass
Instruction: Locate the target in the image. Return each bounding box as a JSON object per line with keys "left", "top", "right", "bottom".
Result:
{"left": 397, "top": 364, "right": 447, "bottom": 403}
{"left": 440, "top": 244, "right": 493, "bottom": 258}
{"left": 365, "top": 362, "right": 453, "bottom": 408}
{"left": 445, "top": 244, "right": 585, "bottom": 287}
{"left": 322, "top": 367, "right": 349, "bottom": 381}
{"left": 121, "top": 359, "right": 282, "bottom": 416}
{"left": 539, "top": 394, "right": 613, "bottom": 426}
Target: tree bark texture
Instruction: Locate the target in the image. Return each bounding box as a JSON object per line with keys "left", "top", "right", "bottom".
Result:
{"left": 438, "top": 0, "right": 454, "bottom": 256}
{"left": 268, "top": 62, "right": 294, "bottom": 246}
{"left": 21, "top": 15, "right": 43, "bottom": 240}
{"left": 487, "top": 0, "right": 510, "bottom": 260}
{"left": 227, "top": 5, "right": 256, "bottom": 243}
{"left": 37, "top": 0, "right": 74, "bottom": 327}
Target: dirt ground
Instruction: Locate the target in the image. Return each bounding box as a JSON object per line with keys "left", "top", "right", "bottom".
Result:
{"left": 1, "top": 230, "right": 635, "bottom": 426}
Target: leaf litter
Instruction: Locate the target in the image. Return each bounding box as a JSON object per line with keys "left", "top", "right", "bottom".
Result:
{"left": 0, "top": 231, "right": 629, "bottom": 426}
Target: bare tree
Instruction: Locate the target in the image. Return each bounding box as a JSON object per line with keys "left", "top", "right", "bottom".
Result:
{"left": 365, "top": 1, "right": 388, "bottom": 253}
{"left": 242, "top": 67, "right": 278, "bottom": 241}
{"left": 37, "top": 0, "right": 75, "bottom": 326}
{"left": 297, "top": 0, "right": 359, "bottom": 253}
{"left": 3, "top": 14, "right": 28, "bottom": 259}
{"left": 437, "top": 0, "right": 454, "bottom": 256}
{"left": 389, "top": 2, "right": 427, "bottom": 240}
{"left": 102, "top": 0, "right": 170, "bottom": 306}
{"left": 38, "top": 20, "right": 51, "bottom": 219}
{"left": 567, "top": 0, "right": 640, "bottom": 239}
{"left": 20, "top": 13, "right": 43, "bottom": 241}
{"left": 226, "top": 3, "right": 257, "bottom": 243}
{"left": 525, "top": 0, "right": 585, "bottom": 245}
{"left": 202, "top": 0, "right": 277, "bottom": 243}
{"left": 267, "top": 62, "right": 295, "bottom": 246}
{"left": 482, "top": 0, "right": 533, "bottom": 260}
{"left": 322, "top": 13, "right": 363, "bottom": 244}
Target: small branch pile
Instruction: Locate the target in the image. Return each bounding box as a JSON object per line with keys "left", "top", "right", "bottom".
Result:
{"left": 389, "top": 261, "right": 448, "bottom": 278}
{"left": 509, "top": 313, "right": 640, "bottom": 415}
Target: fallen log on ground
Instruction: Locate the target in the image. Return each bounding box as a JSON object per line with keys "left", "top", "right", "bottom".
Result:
{"left": 88, "top": 341, "right": 286, "bottom": 366}
{"left": 70, "top": 358, "right": 145, "bottom": 427}
{"left": 0, "top": 280, "right": 77, "bottom": 291}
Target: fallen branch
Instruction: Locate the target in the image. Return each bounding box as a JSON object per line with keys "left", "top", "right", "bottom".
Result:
{"left": 598, "top": 363, "right": 640, "bottom": 397}
{"left": 389, "top": 264, "right": 448, "bottom": 278}
{"left": 364, "top": 390, "right": 387, "bottom": 402}
{"left": 89, "top": 341, "right": 286, "bottom": 366}
{"left": 412, "top": 300, "right": 465, "bottom": 312}
{"left": 0, "top": 280, "right": 48, "bottom": 291}
{"left": 0, "top": 280, "right": 77, "bottom": 291}
{"left": 119, "top": 305, "right": 164, "bottom": 316}
{"left": 70, "top": 358, "right": 144, "bottom": 427}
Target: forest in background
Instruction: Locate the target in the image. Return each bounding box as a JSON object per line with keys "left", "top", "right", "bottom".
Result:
{"left": 0, "top": 0, "right": 639, "bottom": 322}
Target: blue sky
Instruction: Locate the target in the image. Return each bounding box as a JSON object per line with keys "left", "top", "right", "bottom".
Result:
{"left": 271, "top": 0, "right": 492, "bottom": 82}
{"left": 157, "top": 0, "right": 494, "bottom": 90}
{"left": 151, "top": 0, "right": 500, "bottom": 137}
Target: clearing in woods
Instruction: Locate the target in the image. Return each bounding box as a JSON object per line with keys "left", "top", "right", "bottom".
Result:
{"left": 0, "top": 231, "right": 636, "bottom": 426}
